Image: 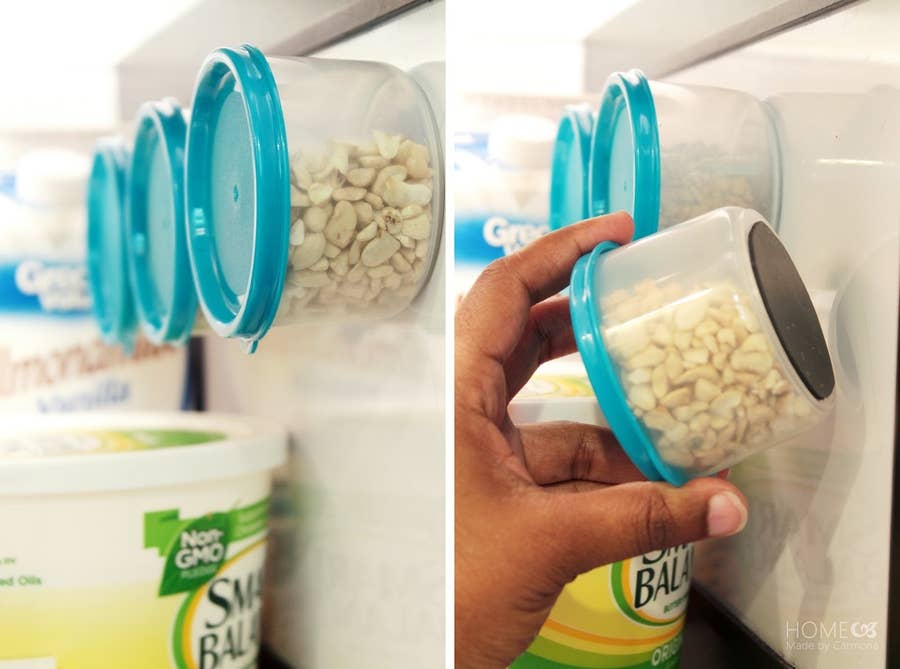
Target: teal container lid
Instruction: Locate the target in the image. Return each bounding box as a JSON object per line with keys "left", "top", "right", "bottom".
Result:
{"left": 569, "top": 242, "right": 690, "bottom": 486}
{"left": 127, "top": 99, "right": 196, "bottom": 344}
{"left": 185, "top": 44, "right": 290, "bottom": 353}
{"left": 589, "top": 69, "right": 661, "bottom": 240}
{"left": 87, "top": 139, "right": 136, "bottom": 350}
{"left": 549, "top": 104, "right": 594, "bottom": 230}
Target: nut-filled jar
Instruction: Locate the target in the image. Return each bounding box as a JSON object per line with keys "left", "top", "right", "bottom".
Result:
{"left": 590, "top": 70, "right": 780, "bottom": 239}
{"left": 570, "top": 207, "right": 834, "bottom": 485}
{"left": 127, "top": 99, "right": 201, "bottom": 345}
{"left": 549, "top": 104, "right": 594, "bottom": 229}
{"left": 87, "top": 138, "right": 136, "bottom": 350}
{"left": 185, "top": 44, "right": 443, "bottom": 351}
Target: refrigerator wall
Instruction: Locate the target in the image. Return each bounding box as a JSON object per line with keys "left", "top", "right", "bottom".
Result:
{"left": 655, "top": 2, "right": 900, "bottom": 667}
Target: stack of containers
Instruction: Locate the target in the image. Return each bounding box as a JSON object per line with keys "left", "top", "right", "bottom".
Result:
{"left": 545, "top": 68, "right": 833, "bottom": 482}
{"left": 87, "top": 44, "right": 444, "bottom": 354}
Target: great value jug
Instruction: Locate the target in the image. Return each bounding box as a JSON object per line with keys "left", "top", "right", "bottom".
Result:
{"left": 2, "top": 146, "right": 189, "bottom": 412}
{"left": 0, "top": 412, "right": 287, "bottom": 668}
{"left": 454, "top": 114, "right": 555, "bottom": 294}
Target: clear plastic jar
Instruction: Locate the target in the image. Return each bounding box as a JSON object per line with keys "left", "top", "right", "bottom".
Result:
{"left": 87, "top": 138, "right": 136, "bottom": 350}
{"left": 589, "top": 70, "right": 780, "bottom": 239}
{"left": 570, "top": 207, "right": 834, "bottom": 485}
{"left": 185, "top": 44, "right": 443, "bottom": 351}
{"left": 549, "top": 104, "right": 594, "bottom": 230}
{"left": 126, "top": 99, "right": 201, "bottom": 345}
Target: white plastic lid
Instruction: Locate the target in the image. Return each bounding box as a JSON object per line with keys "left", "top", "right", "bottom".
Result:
{"left": 488, "top": 114, "right": 556, "bottom": 170}
{"left": 15, "top": 149, "right": 90, "bottom": 207}
{"left": 0, "top": 412, "right": 288, "bottom": 495}
{"left": 510, "top": 356, "right": 609, "bottom": 427}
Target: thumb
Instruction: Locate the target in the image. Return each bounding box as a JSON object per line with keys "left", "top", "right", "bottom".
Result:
{"left": 542, "top": 478, "right": 748, "bottom": 580}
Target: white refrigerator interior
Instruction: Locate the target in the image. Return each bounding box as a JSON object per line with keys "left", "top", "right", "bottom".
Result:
{"left": 664, "top": 2, "right": 899, "bottom": 667}
{"left": 203, "top": 4, "right": 446, "bottom": 666}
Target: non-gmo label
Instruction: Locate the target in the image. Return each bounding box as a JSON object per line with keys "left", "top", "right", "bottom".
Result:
{"left": 144, "top": 499, "right": 270, "bottom": 669}
{"left": 159, "top": 515, "right": 230, "bottom": 596}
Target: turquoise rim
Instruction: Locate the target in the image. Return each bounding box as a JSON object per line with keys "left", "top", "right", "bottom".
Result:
{"left": 185, "top": 43, "right": 290, "bottom": 352}
{"left": 549, "top": 104, "right": 594, "bottom": 230}
{"left": 588, "top": 69, "right": 661, "bottom": 240}
{"left": 569, "top": 242, "right": 690, "bottom": 486}
{"left": 87, "top": 139, "right": 136, "bottom": 350}
{"left": 127, "top": 99, "right": 196, "bottom": 344}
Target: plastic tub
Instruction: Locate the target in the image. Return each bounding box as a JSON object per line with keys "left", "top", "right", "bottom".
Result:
{"left": 570, "top": 207, "right": 834, "bottom": 485}
{"left": 185, "top": 44, "right": 444, "bottom": 351}
{"left": 590, "top": 70, "right": 780, "bottom": 239}
{"left": 87, "top": 138, "right": 136, "bottom": 349}
{"left": 127, "top": 99, "right": 202, "bottom": 345}
{"left": 549, "top": 104, "right": 594, "bottom": 229}
{"left": 0, "top": 412, "right": 287, "bottom": 668}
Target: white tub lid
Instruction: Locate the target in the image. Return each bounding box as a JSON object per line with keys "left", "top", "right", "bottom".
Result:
{"left": 509, "top": 356, "right": 610, "bottom": 427}
{"left": 0, "top": 412, "right": 288, "bottom": 495}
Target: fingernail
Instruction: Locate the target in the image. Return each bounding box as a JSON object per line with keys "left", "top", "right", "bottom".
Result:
{"left": 707, "top": 491, "right": 748, "bottom": 537}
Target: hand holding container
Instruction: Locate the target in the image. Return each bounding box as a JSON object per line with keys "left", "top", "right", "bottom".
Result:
{"left": 570, "top": 207, "right": 834, "bottom": 485}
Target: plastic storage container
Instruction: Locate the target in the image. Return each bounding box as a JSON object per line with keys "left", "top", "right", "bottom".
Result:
{"left": 570, "top": 207, "right": 834, "bottom": 485}
{"left": 590, "top": 70, "right": 780, "bottom": 239}
{"left": 0, "top": 412, "right": 287, "bottom": 668}
{"left": 185, "top": 44, "right": 444, "bottom": 351}
{"left": 127, "top": 99, "right": 200, "bottom": 345}
{"left": 403, "top": 61, "right": 446, "bottom": 331}
{"left": 549, "top": 104, "right": 594, "bottom": 229}
{"left": 87, "top": 138, "right": 136, "bottom": 349}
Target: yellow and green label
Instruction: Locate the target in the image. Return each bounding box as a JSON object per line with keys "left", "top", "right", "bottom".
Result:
{"left": 518, "top": 374, "right": 596, "bottom": 399}
{"left": 144, "top": 500, "right": 270, "bottom": 669}
{"left": 512, "top": 545, "right": 693, "bottom": 669}
{"left": 0, "top": 427, "right": 225, "bottom": 457}
{"left": 0, "top": 450, "right": 271, "bottom": 669}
